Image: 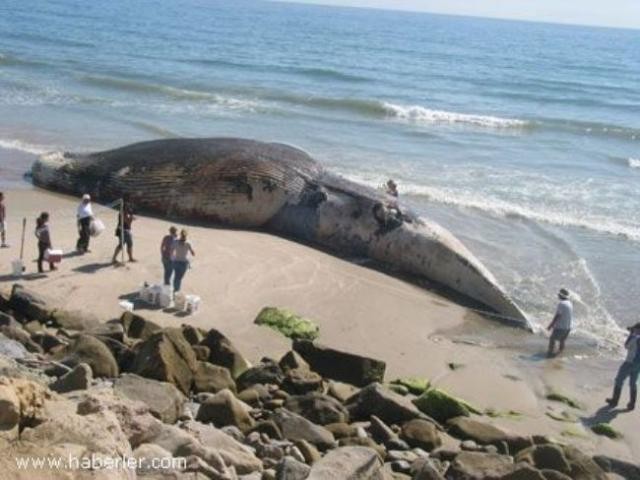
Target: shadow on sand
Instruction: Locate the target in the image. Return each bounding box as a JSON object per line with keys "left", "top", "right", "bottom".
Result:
{"left": 73, "top": 262, "right": 114, "bottom": 274}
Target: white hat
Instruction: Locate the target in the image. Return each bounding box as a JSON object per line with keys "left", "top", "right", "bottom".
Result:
{"left": 82, "top": 194, "right": 91, "bottom": 201}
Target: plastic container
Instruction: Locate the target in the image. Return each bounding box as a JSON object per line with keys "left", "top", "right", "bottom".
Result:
{"left": 119, "top": 300, "right": 134, "bottom": 312}
{"left": 184, "top": 295, "right": 201, "bottom": 314}
{"left": 44, "top": 249, "right": 63, "bottom": 263}
{"left": 89, "top": 218, "right": 105, "bottom": 237}
{"left": 157, "top": 285, "right": 173, "bottom": 308}
{"left": 174, "top": 292, "right": 187, "bottom": 311}
{"left": 12, "top": 260, "right": 24, "bottom": 276}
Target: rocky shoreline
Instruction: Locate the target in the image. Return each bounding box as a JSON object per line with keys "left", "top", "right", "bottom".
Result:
{"left": 0, "top": 283, "right": 638, "bottom": 480}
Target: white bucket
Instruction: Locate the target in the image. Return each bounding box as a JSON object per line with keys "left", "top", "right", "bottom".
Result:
{"left": 11, "top": 260, "right": 24, "bottom": 276}
{"left": 119, "top": 300, "right": 134, "bottom": 312}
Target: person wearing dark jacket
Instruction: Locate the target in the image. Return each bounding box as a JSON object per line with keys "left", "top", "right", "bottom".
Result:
{"left": 606, "top": 322, "right": 640, "bottom": 411}
{"left": 35, "top": 212, "right": 55, "bottom": 273}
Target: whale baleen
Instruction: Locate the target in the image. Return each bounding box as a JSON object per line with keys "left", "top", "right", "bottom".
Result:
{"left": 31, "top": 137, "right": 531, "bottom": 329}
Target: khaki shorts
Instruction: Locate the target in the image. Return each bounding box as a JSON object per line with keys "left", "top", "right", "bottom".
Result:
{"left": 551, "top": 329, "right": 570, "bottom": 342}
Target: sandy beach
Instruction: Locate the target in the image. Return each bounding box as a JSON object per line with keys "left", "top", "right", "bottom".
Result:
{"left": 1, "top": 186, "right": 638, "bottom": 463}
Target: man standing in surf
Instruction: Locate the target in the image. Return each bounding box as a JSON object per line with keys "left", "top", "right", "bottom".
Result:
{"left": 547, "top": 288, "right": 573, "bottom": 357}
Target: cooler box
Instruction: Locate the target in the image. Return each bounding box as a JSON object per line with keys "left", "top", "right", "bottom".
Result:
{"left": 44, "top": 249, "right": 63, "bottom": 263}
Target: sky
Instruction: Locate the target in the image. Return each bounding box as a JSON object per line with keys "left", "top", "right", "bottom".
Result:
{"left": 280, "top": 0, "right": 640, "bottom": 30}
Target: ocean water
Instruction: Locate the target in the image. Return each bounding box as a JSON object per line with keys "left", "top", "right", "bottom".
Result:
{"left": 1, "top": 0, "right": 638, "bottom": 347}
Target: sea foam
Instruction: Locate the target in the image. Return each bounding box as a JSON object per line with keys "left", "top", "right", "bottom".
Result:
{"left": 0, "top": 138, "right": 52, "bottom": 155}
{"left": 629, "top": 158, "right": 640, "bottom": 169}
{"left": 382, "top": 102, "right": 528, "bottom": 128}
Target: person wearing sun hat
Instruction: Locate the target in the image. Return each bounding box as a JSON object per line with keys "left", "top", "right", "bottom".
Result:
{"left": 606, "top": 322, "right": 640, "bottom": 411}
{"left": 547, "top": 288, "right": 573, "bottom": 358}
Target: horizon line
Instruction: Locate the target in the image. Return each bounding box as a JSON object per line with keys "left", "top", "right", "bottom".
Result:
{"left": 270, "top": 0, "right": 640, "bottom": 32}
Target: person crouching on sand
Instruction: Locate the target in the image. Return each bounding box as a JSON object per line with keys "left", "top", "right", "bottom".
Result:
{"left": 171, "top": 229, "right": 195, "bottom": 293}
{"left": 35, "top": 212, "right": 55, "bottom": 273}
{"left": 606, "top": 322, "right": 640, "bottom": 411}
{"left": 547, "top": 288, "right": 573, "bottom": 357}
{"left": 112, "top": 203, "right": 136, "bottom": 264}
{"left": 76, "top": 194, "right": 93, "bottom": 254}
{"left": 0, "top": 192, "right": 8, "bottom": 248}
{"left": 161, "top": 226, "right": 178, "bottom": 286}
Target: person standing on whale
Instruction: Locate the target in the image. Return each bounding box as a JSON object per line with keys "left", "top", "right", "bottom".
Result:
{"left": 547, "top": 288, "right": 573, "bottom": 357}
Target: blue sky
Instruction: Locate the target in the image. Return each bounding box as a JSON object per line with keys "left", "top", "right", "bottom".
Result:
{"left": 281, "top": 0, "right": 640, "bottom": 29}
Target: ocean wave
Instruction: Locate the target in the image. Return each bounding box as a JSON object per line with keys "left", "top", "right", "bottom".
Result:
{"left": 0, "top": 138, "right": 53, "bottom": 155}
{"left": 341, "top": 173, "right": 640, "bottom": 243}
{"left": 79, "top": 75, "right": 259, "bottom": 110}
{"left": 536, "top": 118, "right": 640, "bottom": 141}
{"left": 175, "top": 57, "right": 370, "bottom": 83}
{"left": 629, "top": 158, "right": 640, "bottom": 169}
{"left": 295, "top": 67, "right": 369, "bottom": 83}
{"left": 382, "top": 103, "right": 528, "bottom": 128}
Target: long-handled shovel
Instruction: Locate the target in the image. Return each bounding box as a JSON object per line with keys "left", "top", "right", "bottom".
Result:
{"left": 19, "top": 217, "right": 26, "bottom": 273}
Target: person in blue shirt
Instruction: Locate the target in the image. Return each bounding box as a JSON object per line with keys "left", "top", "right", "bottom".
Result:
{"left": 606, "top": 322, "right": 640, "bottom": 411}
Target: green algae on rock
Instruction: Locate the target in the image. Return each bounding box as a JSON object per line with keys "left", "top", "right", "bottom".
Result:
{"left": 254, "top": 307, "right": 320, "bottom": 341}
{"left": 545, "top": 391, "right": 584, "bottom": 410}
{"left": 390, "top": 377, "right": 430, "bottom": 395}
{"left": 413, "top": 388, "right": 481, "bottom": 423}
{"left": 591, "top": 423, "right": 623, "bottom": 439}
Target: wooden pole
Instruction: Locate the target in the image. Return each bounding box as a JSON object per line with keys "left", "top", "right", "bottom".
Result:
{"left": 120, "top": 199, "right": 125, "bottom": 264}
{"left": 19, "top": 217, "right": 26, "bottom": 272}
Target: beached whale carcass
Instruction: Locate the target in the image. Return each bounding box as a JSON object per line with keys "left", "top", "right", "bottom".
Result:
{"left": 32, "top": 137, "right": 531, "bottom": 328}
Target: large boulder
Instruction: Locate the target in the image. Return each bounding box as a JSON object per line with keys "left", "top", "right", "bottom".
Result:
{"left": 283, "top": 368, "right": 324, "bottom": 395}
{"left": 0, "top": 377, "right": 51, "bottom": 440}
{"left": 236, "top": 359, "right": 285, "bottom": 391}
{"left": 306, "top": 446, "right": 384, "bottom": 479}
{"left": 593, "top": 455, "right": 640, "bottom": 480}
{"left": 276, "top": 456, "right": 312, "bottom": 480}
{"left": 255, "top": 307, "right": 320, "bottom": 341}
{"left": 75, "top": 387, "right": 162, "bottom": 449}
{"left": 293, "top": 340, "right": 385, "bottom": 387}
{"left": 50, "top": 309, "right": 102, "bottom": 331}
{"left": 346, "top": 383, "right": 436, "bottom": 426}
{"left": 447, "top": 417, "right": 532, "bottom": 453}
{"left": 57, "top": 334, "right": 119, "bottom": 378}
{"left": 284, "top": 393, "right": 349, "bottom": 426}
{"left": 0, "top": 325, "right": 42, "bottom": 353}
{"left": 448, "top": 452, "right": 515, "bottom": 480}
{"left": 50, "top": 363, "right": 92, "bottom": 393}
{"left": 515, "top": 445, "right": 571, "bottom": 475}
{"left": 400, "top": 419, "right": 442, "bottom": 452}
{"left": 129, "top": 328, "right": 197, "bottom": 395}
{"left": 181, "top": 420, "right": 263, "bottom": 474}
{"left": 272, "top": 408, "right": 335, "bottom": 450}
{"left": 193, "top": 362, "right": 237, "bottom": 394}
{"left": 120, "top": 312, "right": 162, "bottom": 340}
{"left": 562, "top": 446, "right": 607, "bottom": 480}
{"left": 9, "top": 284, "right": 54, "bottom": 322}
{"left": 114, "top": 373, "right": 186, "bottom": 424}
{"left": 413, "top": 388, "right": 480, "bottom": 424}
{"left": 196, "top": 389, "right": 255, "bottom": 431}
{"left": 201, "top": 328, "right": 251, "bottom": 379}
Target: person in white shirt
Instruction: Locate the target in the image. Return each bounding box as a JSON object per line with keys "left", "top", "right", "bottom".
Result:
{"left": 547, "top": 288, "right": 573, "bottom": 357}
{"left": 607, "top": 322, "right": 640, "bottom": 411}
{"left": 76, "top": 194, "right": 94, "bottom": 254}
